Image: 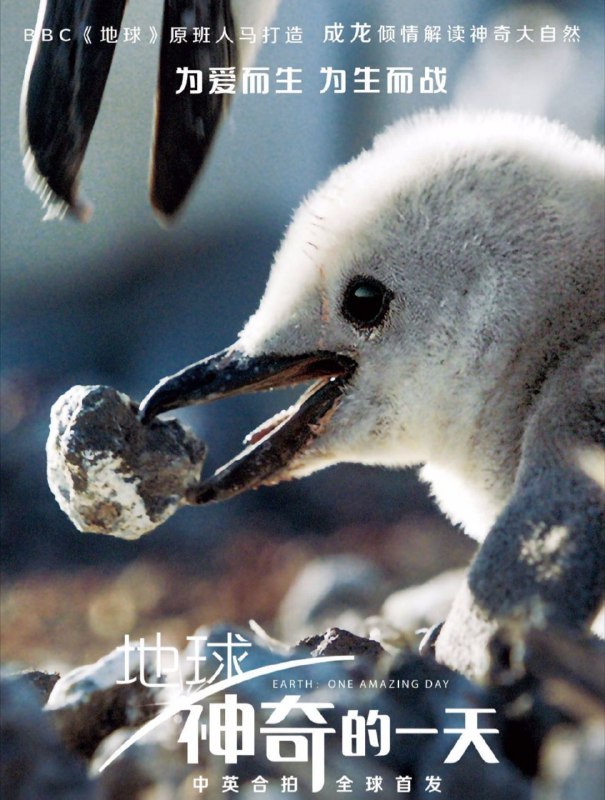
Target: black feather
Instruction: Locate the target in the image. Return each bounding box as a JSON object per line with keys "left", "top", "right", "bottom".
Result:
{"left": 21, "top": 0, "right": 128, "bottom": 219}
{"left": 150, "top": 0, "right": 237, "bottom": 221}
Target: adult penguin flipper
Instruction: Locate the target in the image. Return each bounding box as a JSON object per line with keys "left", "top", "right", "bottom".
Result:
{"left": 20, "top": 0, "right": 128, "bottom": 221}
{"left": 150, "top": 0, "right": 237, "bottom": 222}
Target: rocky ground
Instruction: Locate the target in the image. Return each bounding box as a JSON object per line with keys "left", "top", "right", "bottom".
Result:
{"left": 2, "top": 539, "right": 603, "bottom": 800}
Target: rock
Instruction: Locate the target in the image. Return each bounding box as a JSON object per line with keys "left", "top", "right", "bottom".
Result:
{"left": 45, "top": 642, "right": 175, "bottom": 759}
{"left": 298, "top": 627, "right": 385, "bottom": 663}
{"left": 47, "top": 385, "right": 206, "bottom": 539}
{"left": 17, "top": 669, "right": 61, "bottom": 705}
{"left": 0, "top": 675, "right": 96, "bottom": 799}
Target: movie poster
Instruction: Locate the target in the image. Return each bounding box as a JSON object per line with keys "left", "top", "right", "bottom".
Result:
{"left": 1, "top": 2, "right": 603, "bottom": 798}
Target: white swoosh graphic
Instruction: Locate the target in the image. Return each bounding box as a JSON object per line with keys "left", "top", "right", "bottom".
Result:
{"left": 98, "top": 654, "right": 354, "bottom": 772}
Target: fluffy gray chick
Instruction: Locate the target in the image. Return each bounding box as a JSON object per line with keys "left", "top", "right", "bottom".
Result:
{"left": 141, "top": 109, "right": 605, "bottom": 677}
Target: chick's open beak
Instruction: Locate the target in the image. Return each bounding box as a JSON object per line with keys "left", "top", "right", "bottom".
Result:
{"left": 139, "top": 348, "right": 356, "bottom": 504}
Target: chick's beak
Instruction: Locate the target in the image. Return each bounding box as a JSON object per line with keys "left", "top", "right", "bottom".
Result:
{"left": 139, "top": 348, "right": 356, "bottom": 504}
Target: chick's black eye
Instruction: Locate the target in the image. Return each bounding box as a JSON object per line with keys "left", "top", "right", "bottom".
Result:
{"left": 342, "top": 276, "right": 393, "bottom": 329}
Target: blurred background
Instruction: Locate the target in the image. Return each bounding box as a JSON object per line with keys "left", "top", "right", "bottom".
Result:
{"left": 1, "top": 0, "right": 603, "bottom": 670}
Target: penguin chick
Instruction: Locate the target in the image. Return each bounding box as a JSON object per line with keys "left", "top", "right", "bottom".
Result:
{"left": 141, "top": 109, "right": 605, "bottom": 677}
